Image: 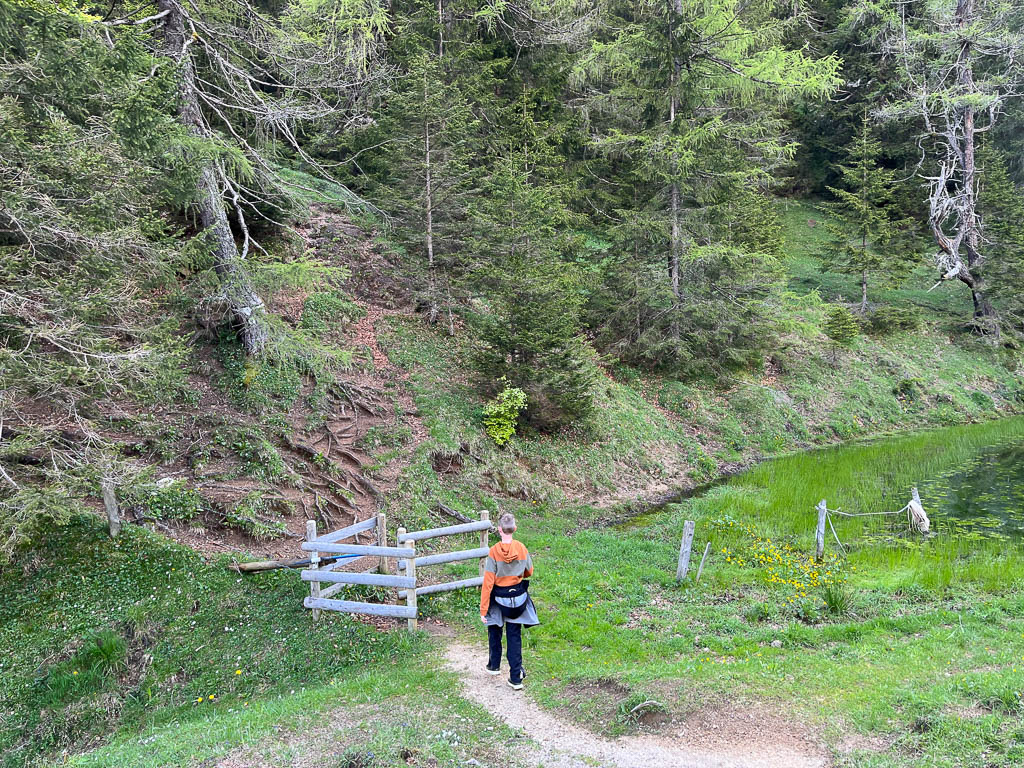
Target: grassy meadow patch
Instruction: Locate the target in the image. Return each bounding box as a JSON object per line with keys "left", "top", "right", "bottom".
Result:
{"left": 0, "top": 517, "right": 423, "bottom": 768}
{"left": 409, "top": 418, "right": 1024, "bottom": 766}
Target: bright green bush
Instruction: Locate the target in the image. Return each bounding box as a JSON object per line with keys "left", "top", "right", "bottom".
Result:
{"left": 482, "top": 383, "right": 528, "bottom": 446}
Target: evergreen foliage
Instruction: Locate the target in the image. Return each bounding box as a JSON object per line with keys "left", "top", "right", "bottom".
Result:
{"left": 469, "top": 152, "right": 599, "bottom": 429}
{"left": 823, "top": 305, "right": 861, "bottom": 359}
{"left": 818, "top": 115, "right": 920, "bottom": 313}
{"left": 978, "top": 147, "right": 1024, "bottom": 337}
{"left": 2, "top": 0, "right": 1023, "bottom": 564}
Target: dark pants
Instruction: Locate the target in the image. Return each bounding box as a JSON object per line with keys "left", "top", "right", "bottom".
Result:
{"left": 488, "top": 622, "right": 523, "bottom": 682}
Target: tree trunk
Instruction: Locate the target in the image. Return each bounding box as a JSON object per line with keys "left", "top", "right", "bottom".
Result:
{"left": 424, "top": 76, "right": 438, "bottom": 325}
{"left": 100, "top": 477, "right": 120, "bottom": 539}
{"left": 860, "top": 270, "right": 868, "bottom": 314}
{"left": 157, "top": 0, "right": 268, "bottom": 355}
{"left": 667, "top": 0, "right": 683, "bottom": 343}
{"left": 952, "top": 0, "right": 996, "bottom": 332}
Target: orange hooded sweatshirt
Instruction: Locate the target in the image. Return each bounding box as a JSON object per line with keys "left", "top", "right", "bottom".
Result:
{"left": 480, "top": 539, "right": 533, "bottom": 617}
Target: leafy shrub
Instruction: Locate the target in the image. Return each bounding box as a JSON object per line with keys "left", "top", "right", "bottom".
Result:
{"left": 866, "top": 304, "right": 922, "bottom": 335}
{"left": 482, "top": 382, "right": 528, "bottom": 446}
{"left": 300, "top": 291, "right": 365, "bottom": 332}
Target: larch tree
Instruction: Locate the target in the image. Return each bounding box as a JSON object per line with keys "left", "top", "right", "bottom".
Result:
{"left": 111, "top": 0, "right": 389, "bottom": 354}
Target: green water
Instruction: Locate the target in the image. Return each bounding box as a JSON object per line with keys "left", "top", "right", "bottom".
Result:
{"left": 661, "top": 417, "right": 1024, "bottom": 542}
{"left": 920, "top": 439, "right": 1024, "bottom": 537}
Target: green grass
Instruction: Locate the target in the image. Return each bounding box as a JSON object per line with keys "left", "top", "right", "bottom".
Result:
{"left": 64, "top": 662, "right": 523, "bottom": 768}
{"left": 779, "top": 199, "right": 974, "bottom": 323}
{"left": 0, "top": 516, "right": 424, "bottom": 768}
{"left": 370, "top": 258, "right": 1024, "bottom": 767}
{"left": 432, "top": 418, "right": 1024, "bottom": 764}
{"left": 8, "top": 195, "right": 1023, "bottom": 767}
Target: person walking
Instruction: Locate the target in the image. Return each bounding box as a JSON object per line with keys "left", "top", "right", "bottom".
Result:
{"left": 480, "top": 512, "right": 538, "bottom": 690}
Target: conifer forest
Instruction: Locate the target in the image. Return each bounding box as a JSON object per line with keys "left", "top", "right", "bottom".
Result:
{"left": 3, "top": 1, "right": 1024, "bottom": 767}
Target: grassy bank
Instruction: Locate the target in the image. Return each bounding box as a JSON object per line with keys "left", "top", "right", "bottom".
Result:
{"left": 417, "top": 419, "right": 1024, "bottom": 767}
{"left": 64, "top": 662, "right": 523, "bottom": 768}
{"left": 0, "top": 517, "right": 424, "bottom": 768}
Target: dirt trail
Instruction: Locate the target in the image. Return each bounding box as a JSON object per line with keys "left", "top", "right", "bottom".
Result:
{"left": 443, "top": 642, "right": 829, "bottom": 768}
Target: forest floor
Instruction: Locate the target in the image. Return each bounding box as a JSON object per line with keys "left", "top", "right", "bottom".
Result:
{"left": 5, "top": 198, "right": 1024, "bottom": 768}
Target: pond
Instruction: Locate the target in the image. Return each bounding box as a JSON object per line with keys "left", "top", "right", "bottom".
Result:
{"left": 660, "top": 416, "right": 1024, "bottom": 542}
{"left": 919, "top": 438, "right": 1024, "bottom": 537}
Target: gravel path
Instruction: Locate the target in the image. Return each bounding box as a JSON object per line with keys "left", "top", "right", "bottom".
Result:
{"left": 444, "top": 642, "right": 830, "bottom": 768}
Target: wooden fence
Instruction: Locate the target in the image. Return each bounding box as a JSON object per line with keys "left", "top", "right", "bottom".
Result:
{"left": 301, "top": 510, "right": 493, "bottom": 631}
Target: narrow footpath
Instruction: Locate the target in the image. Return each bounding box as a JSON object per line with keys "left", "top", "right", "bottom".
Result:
{"left": 443, "top": 642, "right": 829, "bottom": 768}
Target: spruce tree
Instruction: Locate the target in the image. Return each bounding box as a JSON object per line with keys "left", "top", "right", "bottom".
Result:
{"left": 468, "top": 149, "right": 598, "bottom": 429}
{"left": 978, "top": 147, "right": 1024, "bottom": 335}
{"left": 819, "top": 115, "right": 919, "bottom": 313}
{"left": 571, "top": 0, "right": 839, "bottom": 375}
{"left": 823, "top": 305, "right": 860, "bottom": 361}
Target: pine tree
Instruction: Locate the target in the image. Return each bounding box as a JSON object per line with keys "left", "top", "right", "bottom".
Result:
{"left": 823, "top": 305, "right": 860, "bottom": 361}
{"left": 819, "top": 115, "right": 919, "bottom": 313}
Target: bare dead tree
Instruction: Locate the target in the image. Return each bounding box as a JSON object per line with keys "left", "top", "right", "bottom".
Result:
{"left": 873, "top": 0, "right": 1024, "bottom": 333}
{"left": 111, "top": 0, "right": 390, "bottom": 354}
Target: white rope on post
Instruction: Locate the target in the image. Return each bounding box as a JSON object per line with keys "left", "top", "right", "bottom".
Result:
{"left": 818, "top": 489, "right": 930, "bottom": 555}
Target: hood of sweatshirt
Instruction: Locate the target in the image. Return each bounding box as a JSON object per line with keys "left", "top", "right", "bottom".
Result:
{"left": 494, "top": 540, "right": 523, "bottom": 563}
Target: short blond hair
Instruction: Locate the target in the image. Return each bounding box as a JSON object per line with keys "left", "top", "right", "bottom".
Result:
{"left": 499, "top": 513, "right": 517, "bottom": 534}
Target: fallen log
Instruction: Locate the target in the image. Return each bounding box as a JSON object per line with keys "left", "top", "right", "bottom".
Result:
{"left": 439, "top": 502, "right": 497, "bottom": 534}
{"left": 230, "top": 554, "right": 350, "bottom": 573}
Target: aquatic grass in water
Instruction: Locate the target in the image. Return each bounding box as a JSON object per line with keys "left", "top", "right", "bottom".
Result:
{"left": 676, "top": 417, "right": 1024, "bottom": 590}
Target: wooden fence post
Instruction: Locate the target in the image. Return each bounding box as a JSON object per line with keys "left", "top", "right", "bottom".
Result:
{"left": 306, "top": 519, "right": 321, "bottom": 621}
{"left": 377, "top": 513, "right": 387, "bottom": 574}
{"left": 406, "top": 540, "right": 417, "bottom": 631}
{"left": 695, "top": 541, "right": 712, "bottom": 584}
{"left": 479, "top": 510, "right": 490, "bottom": 579}
{"left": 101, "top": 477, "right": 120, "bottom": 539}
{"left": 396, "top": 526, "right": 405, "bottom": 592}
{"left": 676, "top": 520, "right": 695, "bottom": 582}
{"left": 815, "top": 499, "right": 827, "bottom": 561}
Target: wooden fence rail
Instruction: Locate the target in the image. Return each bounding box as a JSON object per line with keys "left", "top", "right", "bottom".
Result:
{"left": 302, "top": 509, "right": 493, "bottom": 630}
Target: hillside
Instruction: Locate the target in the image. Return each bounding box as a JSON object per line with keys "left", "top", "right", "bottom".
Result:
{"left": 3, "top": 198, "right": 1023, "bottom": 768}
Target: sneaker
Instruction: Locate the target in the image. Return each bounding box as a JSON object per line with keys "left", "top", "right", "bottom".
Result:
{"left": 508, "top": 668, "right": 526, "bottom": 690}
{"left": 486, "top": 665, "right": 501, "bottom": 676}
